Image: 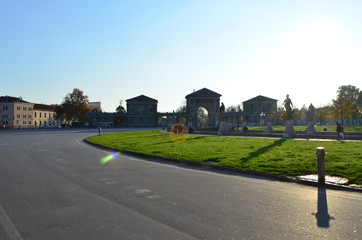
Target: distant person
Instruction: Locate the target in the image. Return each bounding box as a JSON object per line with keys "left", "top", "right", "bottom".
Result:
{"left": 336, "top": 122, "right": 343, "bottom": 140}
{"left": 98, "top": 125, "right": 102, "bottom": 136}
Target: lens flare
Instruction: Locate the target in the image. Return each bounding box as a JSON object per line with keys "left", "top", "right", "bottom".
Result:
{"left": 101, "top": 151, "right": 120, "bottom": 164}
{"left": 169, "top": 124, "right": 189, "bottom": 143}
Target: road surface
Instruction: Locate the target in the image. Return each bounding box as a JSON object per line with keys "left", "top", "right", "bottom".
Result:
{"left": 0, "top": 128, "right": 361, "bottom": 239}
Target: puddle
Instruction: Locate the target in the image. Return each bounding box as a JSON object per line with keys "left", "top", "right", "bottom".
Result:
{"left": 297, "top": 175, "right": 348, "bottom": 185}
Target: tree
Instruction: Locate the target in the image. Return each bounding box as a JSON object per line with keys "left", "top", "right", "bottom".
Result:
{"left": 333, "top": 85, "right": 360, "bottom": 124}
{"left": 226, "top": 104, "right": 242, "bottom": 112}
{"left": 176, "top": 100, "right": 186, "bottom": 113}
{"left": 116, "top": 100, "right": 126, "bottom": 113}
{"left": 197, "top": 108, "right": 208, "bottom": 126}
{"left": 55, "top": 88, "right": 90, "bottom": 123}
{"left": 315, "top": 104, "right": 334, "bottom": 125}
{"left": 336, "top": 85, "right": 360, "bottom": 102}
{"left": 358, "top": 91, "right": 362, "bottom": 106}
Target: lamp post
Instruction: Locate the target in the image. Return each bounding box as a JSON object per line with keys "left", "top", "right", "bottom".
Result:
{"left": 260, "top": 112, "right": 265, "bottom": 125}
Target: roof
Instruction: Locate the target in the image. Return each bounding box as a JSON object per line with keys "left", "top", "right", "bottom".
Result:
{"left": 33, "top": 104, "right": 56, "bottom": 111}
{"left": 126, "top": 95, "right": 158, "bottom": 103}
{"left": 0, "top": 96, "right": 30, "bottom": 103}
{"left": 243, "top": 95, "right": 278, "bottom": 103}
{"left": 185, "top": 88, "right": 222, "bottom": 98}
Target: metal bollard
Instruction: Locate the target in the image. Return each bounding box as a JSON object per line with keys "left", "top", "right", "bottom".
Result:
{"left": 315, "top": 147, "right": 327, "bottom": 185}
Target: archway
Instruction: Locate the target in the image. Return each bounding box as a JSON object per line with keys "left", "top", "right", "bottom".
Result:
{"left": 185, "top": 88, "right": 221, "bottom": 127}
{"left": 197, "top": 106, "right": 210, "bottom": 127}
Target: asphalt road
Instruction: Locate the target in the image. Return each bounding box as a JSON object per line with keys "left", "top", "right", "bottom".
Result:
{"left": 0, "top": 128, "right": 361, "bottom": 240}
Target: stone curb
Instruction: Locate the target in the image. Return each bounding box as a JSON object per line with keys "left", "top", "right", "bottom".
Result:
{"left": 84, "top": 138, "right": 362, "bottom": 193}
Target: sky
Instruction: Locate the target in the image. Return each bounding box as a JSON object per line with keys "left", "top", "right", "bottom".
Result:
{"left": 1, "top": 0, "right": 362, "bottom": 112}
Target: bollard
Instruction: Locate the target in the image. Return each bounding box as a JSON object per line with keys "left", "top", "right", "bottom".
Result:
{"left": 315, "top": 147, "right": 327, "bottom": 185}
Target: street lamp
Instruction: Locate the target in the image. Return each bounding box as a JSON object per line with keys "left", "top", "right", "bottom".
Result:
{"left": 260, "top": 112, "right": 265, "bottom": 125}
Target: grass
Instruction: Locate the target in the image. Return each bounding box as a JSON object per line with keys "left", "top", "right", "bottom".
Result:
{"left": 87, "top": 130, "right": 362, "bottom": 185}
{"left": 249, "top": 125, "right": 362, "bottom": 132}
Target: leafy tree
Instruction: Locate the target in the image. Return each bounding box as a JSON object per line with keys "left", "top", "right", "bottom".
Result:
{"left": 333, "top": 85, "right": 360, "bottom": 124}
{"left": 293, "top": 107, "right": 305, "bottom": 122}
{"left": 116, "top": 100, "right": 126, "bottom": 113}
{"left": 358, "top": 91, "right": 362, "bottom": 106}
{"left": 55, "top": 88, "right": 90, "bottom": 123}
{"left": 176, "top": 100, "right": 186, "bottom": 113}
{"left": 226, "top": 104, "right": 242, "bottom": 112}
{"left": 314, "top": 104, "right": 334, "bottom": 125}
{"left": 336, "top": 85, "right": 360, "bottom": 103}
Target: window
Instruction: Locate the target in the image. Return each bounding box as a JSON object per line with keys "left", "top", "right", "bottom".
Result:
{"left": 34, "top": 112, "right": 37, "bottom": 117}
{"left": 23, "top": 121, "right": 26, "bottom": 124}
{"left": 28, "top": 121, "right": 32, "bottom": 124}
{"left": 23, "top": 115, "right": 26, "bottom": 118}
{"left": 28, "top": 107, "right": 32, "bottom": 111}
{"left": 28, "top": 115, "right": 32, "bottom": 119}
{"left": 44, "top": 113, "right": 47, "bottom": 118}
{"left": 3, "top": 106, "right": 8, "bottom": 111}
{"left": 17, "top": 107, "right": 21, "bottom": 110}
{"left": 17, "top": 115, "right": 20, "bottom": 118}
{"left": 40, "top": 113, "right": 42, "bottom": 118}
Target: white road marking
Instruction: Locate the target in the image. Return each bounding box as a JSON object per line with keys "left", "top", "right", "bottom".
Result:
{"left": 0, "top": 204, "right": 23, "bottom": 240}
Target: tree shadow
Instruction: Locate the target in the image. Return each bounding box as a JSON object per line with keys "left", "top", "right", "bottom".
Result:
{"left": 240, "top": 139, "right": 286, "bottom": 162}
{"left": 312, "top": 187, "right": 335, "bottom": 228}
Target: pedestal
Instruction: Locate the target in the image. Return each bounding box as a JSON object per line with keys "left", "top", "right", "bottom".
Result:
{"left": 218, "top": 121, "right": 227, "bottom": 136}
{"left": 265, "top": 122, "right": 273, "bottom": 133}
{"left": 306, "top": 121, "right": 316, "bottom": 136}
{"left": 283, "top": 120, "right": 295, "bottom": 138}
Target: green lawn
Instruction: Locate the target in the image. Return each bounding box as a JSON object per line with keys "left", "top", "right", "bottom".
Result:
{"left": 249, "top": 125, "right": 362, "bottom": 132}
{"left": 87, "top": 130, "right": 362, "bottom": 185}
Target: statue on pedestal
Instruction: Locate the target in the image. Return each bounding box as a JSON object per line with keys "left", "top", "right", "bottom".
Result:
{"left": 219, "top": 102, "right": 225, "bottom": 121}
{"left": 306, "top": 103, "right": 316, "bottom": 136}
{"left": 307, "top": 104, "right": 315, "bottom": 122}
{"left": 283, "top": 94, "right": 295, "bottom": 138}
{"left": 218, "top": 102, "right": 226, "bottom": 135}
{"left": 283, "top": 94, "right": 293, "bottom": 120}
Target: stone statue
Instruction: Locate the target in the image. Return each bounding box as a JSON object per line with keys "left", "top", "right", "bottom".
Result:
{"left": 218, "top": 102, "right": 226, "bottom": 135}
{"left": 219, "top": 102, "right": 226, "bottom": 122}
{"left": 307, "top": 104, "right": 315, "bottom": 121}
{"left": 283, "top": 94, "right": 293, "bottom": 119}
{"left": 220, "top": 102, "right": 225, "bottom": 113}
{"left": 306, "top": 103, "right": 316, "bottom": 136}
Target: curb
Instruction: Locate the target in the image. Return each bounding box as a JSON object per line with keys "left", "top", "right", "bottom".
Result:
{"left": 84, "top": 138, "right": 362, "bottom": 193}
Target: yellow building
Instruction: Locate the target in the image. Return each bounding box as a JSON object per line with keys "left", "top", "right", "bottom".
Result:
{"left": 0, "top": 96, "right": 59, "bottom": 129}
{"left": 0, "top": 96, "right": 34, "bottom": 129}
{"left": 33, "top": 104, "right": 58, "bottom": 127}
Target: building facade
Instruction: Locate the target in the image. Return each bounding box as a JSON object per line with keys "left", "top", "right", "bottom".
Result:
{"left": 33, "top": 104, "right": 59, "bottom": 127}
{"left": 126, "top": 95, "right": 158, "bottom": 127}
{"left": 0, "top": 96, "right": 34, "bottom": 128}
{"left": 243, "top": 95, "right": 278, "bottom": 125}
{"left": 0, "top": 96, "right": 59, "bottom": 128}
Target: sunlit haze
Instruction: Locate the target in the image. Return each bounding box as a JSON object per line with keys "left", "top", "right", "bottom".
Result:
{"left": 1, "top": 0, "right": 361, "bottom": 112}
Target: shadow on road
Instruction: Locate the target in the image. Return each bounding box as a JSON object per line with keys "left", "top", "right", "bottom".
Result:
{"left": 313, "top": 187, "right": 335, "bottom": 228}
